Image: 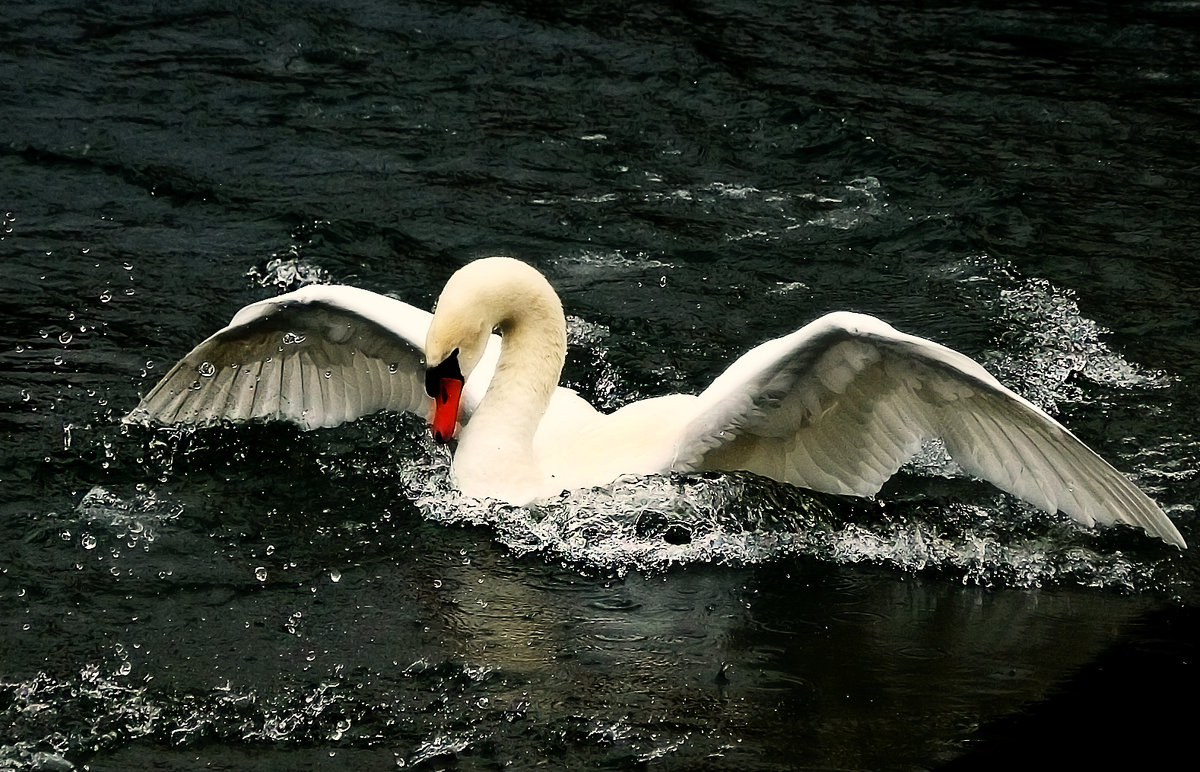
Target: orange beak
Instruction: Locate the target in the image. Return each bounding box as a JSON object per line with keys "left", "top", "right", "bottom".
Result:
{"left": 430, "top": 375, "right": 463, "bottom": 443}
{"left": 426, "top": 349, "right": 464, "bottom": 444}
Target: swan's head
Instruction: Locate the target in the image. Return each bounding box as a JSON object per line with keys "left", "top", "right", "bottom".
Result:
{"left": 424, "top": 291, "right": 490, "bottom": 444}
{"left": 424, "top": 257, "right": 565, "bottom": 443}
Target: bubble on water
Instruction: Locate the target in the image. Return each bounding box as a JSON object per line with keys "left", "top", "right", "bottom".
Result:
{"left": 329, "top": 569, "right": 342, "bottom": 583}
{"left": 255, "top": 567, "right": 268, "bottom": 582}
{"left": 100, "top": 289, "right": 113, "bottom": 302}
{"left": 81, "top": 533, "right": 98, "bottom": 550}
{"left": 58, "top": 331, "right": 73, "bottom": 344}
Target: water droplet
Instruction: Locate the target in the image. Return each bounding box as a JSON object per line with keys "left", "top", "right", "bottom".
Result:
{"left": 432, "top": 579, "right": 443, "bottom": 588}
{"left": 58, "top": 331, "right": 73, "bottom": 344}
{"left": 100, "top": 289, "right": 113, "bottom": 303}
{"left": 197, "top": 361, "right": 216, "bottom": 377}
{"left": 53, "top": 356, "right": 64, "bottom": 366}
{"left": 282, "top": 332, "right": 306, "bottom": 344}
{"left": 265, "top": 544, "right": 276, "bottom": 556}
{"left": 255, "top": 567, "right": 268, "bottom": 582}
{"left": 329, "top": 569, "right": 342, "bottom": 583}
{"left": 81, "top": 534, "right": 97, "bottom": 550}
{"left": 323, "top": 370, "right": 332, "bottom": 379}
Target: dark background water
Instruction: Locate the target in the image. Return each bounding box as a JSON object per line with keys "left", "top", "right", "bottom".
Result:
{"left": 3, "top": 1, "right": 1200, "bottom": 769}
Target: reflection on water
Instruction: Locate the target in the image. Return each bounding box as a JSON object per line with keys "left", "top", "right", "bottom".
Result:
{"left": 0, "top": 499, "right": 1163, "bottom": 770}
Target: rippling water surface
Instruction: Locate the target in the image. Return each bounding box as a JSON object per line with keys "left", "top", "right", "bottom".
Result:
{"left": 3, "top": 1, "right": 1199, "bottom": 769}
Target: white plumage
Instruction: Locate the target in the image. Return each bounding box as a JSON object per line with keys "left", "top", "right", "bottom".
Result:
{"left": 127, "top": 257, "right": 1186, "bottom": 548}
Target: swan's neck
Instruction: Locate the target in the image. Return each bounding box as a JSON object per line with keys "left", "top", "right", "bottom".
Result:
{"left": 475, "top": 311, "right": 565, "bottom": 438}
{"left": 452, "top": 282, "right": 567, "bottom": 502}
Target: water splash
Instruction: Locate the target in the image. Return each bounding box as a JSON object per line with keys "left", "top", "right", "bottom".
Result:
{"left": 942, "top": 254, "right": 1170, "bottom": 413}
{"left": 0, "top": 664, "right": 160, "bottom": 770}
{"left": 0, "top": 658, "right": 504, "bottom": 767}
{"left": 246, "top": 256, "right": 331, "bottom": 292}
{"left": 563, "top": 316, "right": 625, "bottom": 410}
{"left": 397, "top": 448, "right": 1164, "bottom": 589}
{"left": 71, "top": 485, "right": 184, "bottom": 553}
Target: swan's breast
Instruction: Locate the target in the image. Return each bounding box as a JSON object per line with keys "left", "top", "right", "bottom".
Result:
{"left": 534, "top": 392, "right": 697, "bottom": 493}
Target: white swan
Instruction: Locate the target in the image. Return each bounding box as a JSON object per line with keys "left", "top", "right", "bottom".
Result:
{"left": 127, "top": 256, "right": 1186, "bottom": 548}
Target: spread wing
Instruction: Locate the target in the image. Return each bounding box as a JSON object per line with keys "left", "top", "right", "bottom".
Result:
{"left": 125, "top": 285, "right": 499, "bottom": 431}
{"left": 674, "top": 312, "right": 1185, "bottom": 548}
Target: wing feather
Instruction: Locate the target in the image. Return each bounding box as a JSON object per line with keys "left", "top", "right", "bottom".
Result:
{"left": 125, "top": 285, "right": 439, "bottom": 430}
{"left": 674, "top": 311, "right": 1185, "bottom": 547}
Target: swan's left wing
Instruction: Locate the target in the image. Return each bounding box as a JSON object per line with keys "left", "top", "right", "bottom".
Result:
{"left": 126, "top": 285, "right": 438, "bottom": 430}
{"left": 672, "top": 312, "right": 1185, "bottom": 548}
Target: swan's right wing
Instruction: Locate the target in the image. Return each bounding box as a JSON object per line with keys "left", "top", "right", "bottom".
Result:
{"left": 672, "top": 312, "right": 1185, "bottom": 548}
{"left": 125, "top": 285, "right": 438, "bottom": 431}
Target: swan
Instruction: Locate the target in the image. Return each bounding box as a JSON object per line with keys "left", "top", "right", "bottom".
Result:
{"left": 126, "top": 256, "right": 1186, "bottom": 548}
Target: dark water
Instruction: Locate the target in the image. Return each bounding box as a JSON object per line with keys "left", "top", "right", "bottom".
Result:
{"left": 3, "top": 1, "right": 1200, "bottom": 769}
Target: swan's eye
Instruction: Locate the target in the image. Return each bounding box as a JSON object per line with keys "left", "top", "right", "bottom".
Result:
{"left": 424, "top": 348, "right": 463, "bottom": 399}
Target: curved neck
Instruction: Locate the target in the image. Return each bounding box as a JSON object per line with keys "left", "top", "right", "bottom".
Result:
{"left": 450, "top": 270, "right": 567, "bottom": 501}
{"left": 476, "top": 298, "right": 566, "bottom": 440}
